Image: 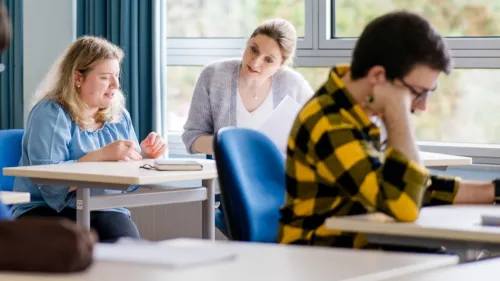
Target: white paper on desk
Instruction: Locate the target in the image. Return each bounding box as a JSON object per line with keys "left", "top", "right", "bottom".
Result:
{"left": 259, "top": 95, "right": 302, "bottom": 152}
{"left": 95, "top": 243, "right": 236, "bottom": 268}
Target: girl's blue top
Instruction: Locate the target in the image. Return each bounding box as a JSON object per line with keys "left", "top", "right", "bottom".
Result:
{"left": 11, "top": 99, "right": 141, "bottom": 218}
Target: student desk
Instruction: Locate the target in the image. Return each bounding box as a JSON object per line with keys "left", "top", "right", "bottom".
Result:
{"left": 384, "top": 257, "right": 500, "bottom": 280}
{"left": 419, "top": 151, "right": 472, "bottom": 169}
{"left": 3, "top": 159, "right": 217, "bottom": 239}
{"left": 325, "top": 205, "right": 500, "bottom": 262}
{"left": 0, "top": 191, "right": 30, "bottom": 204}
{"left": 0, "top": 238, "right": 458, "bottom": 281}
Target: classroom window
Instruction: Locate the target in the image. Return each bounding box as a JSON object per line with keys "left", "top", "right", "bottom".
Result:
{"left": 167, "top": 0, "right": 306, "bottom": 38}
{"left": 165, "top": 0, "right": 500, "bottom": 157}
{"left": 166, "top": 66, "right": 203, "bottom": 132}
{"left": 414, "top": 69, "right": 500, "bottom": 144}
{"left": 333, "top": 0, "right": 500, "bottom": 38}
{"left": 167, "top": 66, "right": 500, "bottom": 144}
{"left": 299, "top": 68, "right": 500, "bottom": 145}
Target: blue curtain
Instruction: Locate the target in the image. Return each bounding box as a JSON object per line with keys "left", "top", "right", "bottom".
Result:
{"left": 76, "top": 0, "right": 168, "bottom": 140}
{"left": 0, "top": 0, "right": 23, "bottom": 129}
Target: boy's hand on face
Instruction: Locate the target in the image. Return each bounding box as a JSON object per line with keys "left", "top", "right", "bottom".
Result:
{"left": 368, "top": 81, "right": 412, "bottom": 118}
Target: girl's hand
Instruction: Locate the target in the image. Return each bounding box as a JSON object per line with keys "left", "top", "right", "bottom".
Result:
{"left": 140, "top": 132, "right": 167, "bottom": 159}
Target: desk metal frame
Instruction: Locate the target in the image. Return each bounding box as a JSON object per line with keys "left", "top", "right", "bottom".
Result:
{"left": 30, "top": 178, "right": 216, "bottom": 240}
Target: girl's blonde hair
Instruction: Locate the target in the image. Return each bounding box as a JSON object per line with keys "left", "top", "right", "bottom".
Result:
{"left": 32, "top": 36, "right": 125, "bottom": 129}
{"left": 249, "top": 18, "right": 297, "bottom": 66}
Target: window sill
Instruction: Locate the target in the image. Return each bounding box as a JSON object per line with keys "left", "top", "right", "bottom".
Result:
{"left": 418, "top": 141, "right": 500, "bottom": 165}
{"left": 167, "top": 131, "right": 500, "bottom": 165}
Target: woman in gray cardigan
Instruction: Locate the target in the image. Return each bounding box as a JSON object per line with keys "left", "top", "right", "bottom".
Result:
{"left": 182, "top": 18, "right": 314, "bottom": 155}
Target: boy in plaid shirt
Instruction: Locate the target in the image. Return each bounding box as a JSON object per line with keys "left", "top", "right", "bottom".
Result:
{"left": 278, "top": 10, "right": 496, "bottom": 249}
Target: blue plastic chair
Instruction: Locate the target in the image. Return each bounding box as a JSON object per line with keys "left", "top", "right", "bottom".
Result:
{"left": 0, "top": 129, "right": 23, "bottom": 192}
{"left": 0, "top": 129, "right": 23, "bottom": 220}
{"left": 213, "top": 127, "right": 286, "bottom": 242}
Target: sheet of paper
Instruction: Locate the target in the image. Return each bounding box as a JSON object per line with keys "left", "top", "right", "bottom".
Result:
{"left": 259, "top": 95, "right": 302, "bottom": 152}
{"left": 95, "top": 242, "right": 236, "bottom": 268}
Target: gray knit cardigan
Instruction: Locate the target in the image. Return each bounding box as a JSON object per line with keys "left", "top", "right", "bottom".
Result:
{"left": 182, "top": 58, "right": 313, "bottom": 154}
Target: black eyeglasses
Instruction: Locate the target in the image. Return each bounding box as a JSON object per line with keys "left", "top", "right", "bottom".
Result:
{"left": 399, "top": 79, "right": 437, "bottom": 103}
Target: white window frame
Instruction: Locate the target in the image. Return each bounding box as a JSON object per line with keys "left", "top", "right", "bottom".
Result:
{"left": 167, "top": 1, "right": 313, "bottom": 51}
{"left": 166, "top": 0, "right": 500, "bottom": 165}
{"left": 319, "top": 0, "right": 500, "bottom": 52}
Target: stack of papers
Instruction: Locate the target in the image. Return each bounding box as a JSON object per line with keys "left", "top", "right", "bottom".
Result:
{"left": 95, "top": 242, "right": 236, "bottom": 268}
{"left": 259, "top": 96, "right": 302, "bottom": 152}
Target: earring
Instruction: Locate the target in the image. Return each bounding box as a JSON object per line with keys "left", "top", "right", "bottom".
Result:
{"left": 76, "top": 84, "right": 80, "bottom": 88}
{"left": 362, "top": 96, "right": 374, "bottom": 108}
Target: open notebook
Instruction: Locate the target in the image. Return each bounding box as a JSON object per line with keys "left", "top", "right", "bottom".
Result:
{"left": 95, "top": 242, "right": 236, "bottom": 268}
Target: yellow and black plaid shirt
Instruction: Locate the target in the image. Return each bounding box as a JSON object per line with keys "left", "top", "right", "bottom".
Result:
{"left": 278, "top": 65, "right": 459, "bottom": 248}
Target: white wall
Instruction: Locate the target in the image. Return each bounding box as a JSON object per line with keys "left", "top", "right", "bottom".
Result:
{"left": 22, "top": 0, "right": 76, "bottom": 120}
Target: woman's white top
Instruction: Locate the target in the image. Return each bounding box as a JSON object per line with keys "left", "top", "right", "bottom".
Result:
{"left": 236, "top": 89, "right": 274, "bottom": 130}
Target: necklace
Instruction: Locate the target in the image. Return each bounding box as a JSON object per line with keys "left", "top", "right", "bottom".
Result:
{"left": 239, "top": 78, "right": 270, "bottom": 100}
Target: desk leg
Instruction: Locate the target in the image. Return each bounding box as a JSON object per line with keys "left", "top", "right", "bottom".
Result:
{"left": 202, "top": 179, "right": 215, "bottom": 240}
{"left": 76, "top": 188, "right": 91, "bottom": 230}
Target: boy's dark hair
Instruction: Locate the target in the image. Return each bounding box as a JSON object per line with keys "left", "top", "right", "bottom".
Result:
{"left": 0, "top": 0, "right": 11, "bottom": 52}
{"left": 350, "top": 10, "right": 452, "bottom": 81}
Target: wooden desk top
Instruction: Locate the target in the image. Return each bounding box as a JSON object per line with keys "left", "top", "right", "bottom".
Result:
{"left": 0, "top": 238, "right": 458, "bottom": 281}
{"left": 3, "top": 159, "right": 217, "bottom": 185}
{"left": 326, "top": 205, "right": 500, "bottom": 244}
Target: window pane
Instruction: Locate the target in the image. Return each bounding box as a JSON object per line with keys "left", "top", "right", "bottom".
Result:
{"left": 414, "top": 69, "right": 500, "bottom": 144}
{"left": 335, "top": 0, "right": 500, "bottom": 37}
{"left": 167, "top": 0, "right": 306, "bottom": 38}
{"left": 167, "top": 66, "right": 203, "bottom": 132}
{"left": 297, "top": 68, "right": 500, "bottom": 144}
{"left": 294, "top": 67, "right": 331, "bottom": 92}
{"left": 167, "top": 66, "right": 500, "bottom": 144}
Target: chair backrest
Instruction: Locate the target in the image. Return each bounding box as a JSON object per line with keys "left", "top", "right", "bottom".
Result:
{"left": 0, "top": 129, "right": 23, "bottom": 191}
{"left": 214, "top": 127, "right": 286, "bottom": 243}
